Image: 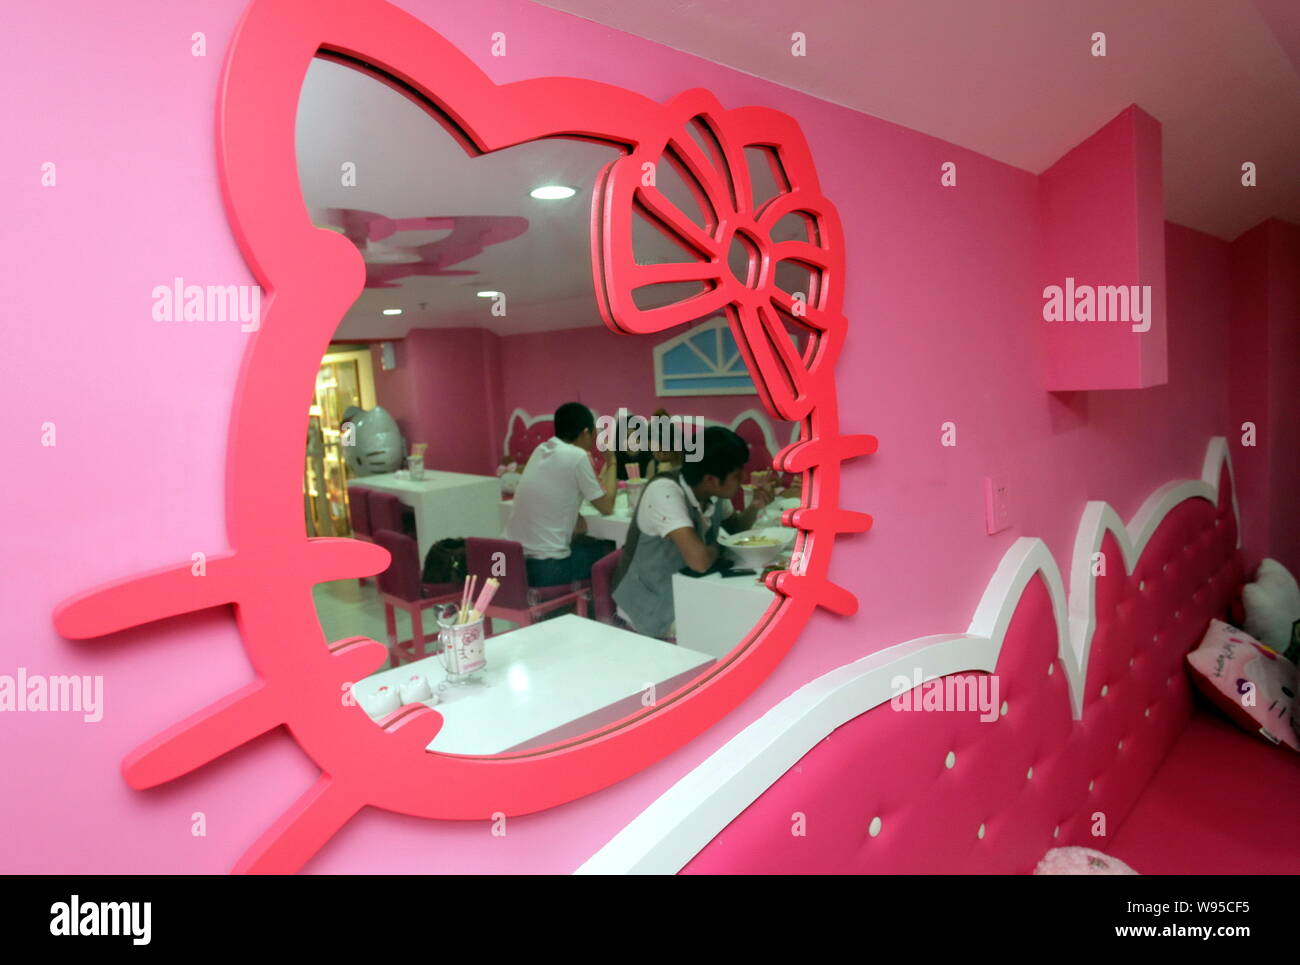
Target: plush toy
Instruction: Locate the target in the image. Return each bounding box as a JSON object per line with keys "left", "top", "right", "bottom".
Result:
{"left": 341, "top": 405, "right": 405, "bottom": 476}
{"left": 1034, "top": 846, "right": 1139, "bottom": 875}
{"left": 496, "top": 458, "right": 522, "bottom": 497}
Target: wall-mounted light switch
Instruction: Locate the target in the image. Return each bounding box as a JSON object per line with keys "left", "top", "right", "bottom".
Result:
{"left": 984, "top": 475, "right": 1012, "bottom": 535}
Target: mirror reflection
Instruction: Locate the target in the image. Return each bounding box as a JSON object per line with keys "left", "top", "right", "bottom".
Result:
{"left": 297, "top": 56, "right": 805, "bottom": 755}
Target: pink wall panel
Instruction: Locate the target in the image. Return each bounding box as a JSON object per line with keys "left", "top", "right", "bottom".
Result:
{"left": 1228, "top": 219, "right": 1300, "bottom": 577}
{"left": 4, "top": 0, "right": 1293, "bottom": 873}
{"left": 375, "top": 327, "right": 502, "bottom": 475}
{"left": 1039, "top": 106, "right": 1167, "bottom": 390}
{"left": 1263, "top": 222, "right": 1300, "bottom": 578}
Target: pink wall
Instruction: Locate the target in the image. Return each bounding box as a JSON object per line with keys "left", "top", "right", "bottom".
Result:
{"left": 495, "top": 323, "right": 789, "bottom": 446}
{"left": 367, "top": 328, "right": 503, "bottom": 475}
{"left": 1229, "top": 219, "right": 1300, "bottom": 577}
{"left": 4, "top": 0, "right": 1295, "bottom": 874}
{"left": 368, "top": 321, "right": 795, "bottom": 477}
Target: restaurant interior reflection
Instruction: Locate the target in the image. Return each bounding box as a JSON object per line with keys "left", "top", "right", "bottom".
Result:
{"left": 298, "top": 55, "right": 811, "bottom": 755}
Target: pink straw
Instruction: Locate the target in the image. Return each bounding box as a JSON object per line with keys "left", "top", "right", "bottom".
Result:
{"left": 458, "top": 574, "right": 476, "bottom": 624}
{"left": 463, "top": 575, "right": 478, "bottom": 624}
{"left": 472, "top": 577, "right": 500, "bottom": 615}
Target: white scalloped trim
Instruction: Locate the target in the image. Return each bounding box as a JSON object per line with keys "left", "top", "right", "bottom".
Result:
{"left": 576, "top": 437, "right": 1236, "bottom": 874}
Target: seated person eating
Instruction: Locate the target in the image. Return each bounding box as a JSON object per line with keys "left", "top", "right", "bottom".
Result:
{"left": 612, "top": 425, "right": 775, "bottom": 639}
{"left": 614, "top": 410, "right": 656, "bottom": 482}
{"left": 505, "top": 401, "right": 617, "bottom": 587}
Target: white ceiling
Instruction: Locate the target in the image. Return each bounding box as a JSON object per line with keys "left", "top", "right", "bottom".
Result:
{"left": 299, "top": 2, "right": 1300, "bottom": 343}
{"left": 298, "top": 58, "right": 622, "bottom": 339}
{"left": 531, "top": 0, "right": 1300, "bottom": 241}
{"left": 297, "top": 57, "right": 811, "bottom": 341}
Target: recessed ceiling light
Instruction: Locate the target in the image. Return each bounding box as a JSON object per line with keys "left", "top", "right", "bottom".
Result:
{"left": 476, "top": 290, "right": 502, "bottom": 298}
{"left": 529, "top": 185, "right": 576, "bottom": 200}
{"left": 382, "top": 308, "right": 403, "bottom": 315}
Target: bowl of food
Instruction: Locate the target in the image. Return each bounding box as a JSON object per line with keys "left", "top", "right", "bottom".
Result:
{"left": 718, "top": 526, "right": 796, "bottom": 570}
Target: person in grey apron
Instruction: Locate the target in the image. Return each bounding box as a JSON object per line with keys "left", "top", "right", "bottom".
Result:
{"left": 612, "top": 426, "right": 776, "bottom": 639}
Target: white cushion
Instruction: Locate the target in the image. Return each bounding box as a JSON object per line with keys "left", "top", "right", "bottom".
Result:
{"left": 1243, "top": 558, "right": 1300, "bottom": 651}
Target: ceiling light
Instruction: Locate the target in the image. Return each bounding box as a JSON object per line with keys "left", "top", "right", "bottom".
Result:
{"left": 476, "top": 290, "right": 502, "bottom": 298}
{"left": 529, "top": 185, "right": 576, "bottom": 200}
{"left": 382, "top": 308, "right": 403, "bottom": 315}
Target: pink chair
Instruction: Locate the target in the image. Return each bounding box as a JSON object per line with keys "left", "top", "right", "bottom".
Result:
{"left": 589, "top": 548, "right": 624, "bottom": 626}
{"left": 348, "top": 485, "right": 374, "bottom": 541}
{"left": 368, "top": 490, "right": 407, "bottom": 535}
{"left": 372, "top": 529, "right": 461, "bottom": 666}
{"left": 464, "top": 538, "right": 589, "bottom": 635}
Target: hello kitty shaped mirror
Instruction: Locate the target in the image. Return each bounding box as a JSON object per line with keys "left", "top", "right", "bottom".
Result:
{"left": 51, "top": 0, "right": 875, "bottom": 873}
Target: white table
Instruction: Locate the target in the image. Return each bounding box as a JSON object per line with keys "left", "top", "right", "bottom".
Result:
{"left": 351, "top": 614, "right": 715, "bottom": 754}
{"left": 351, "top": 470, "right": 501, "bottom": 560}
{"left": 672, "top": 570, "right": 781, "bottom": 660}
{"left": 499, "top": 492, "right": 635, "bottom": 547}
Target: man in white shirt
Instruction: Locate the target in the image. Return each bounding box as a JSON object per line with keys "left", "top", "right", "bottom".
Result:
{"left": 504, "top": 402, "right": 617, "bottom": 586}
{"left": 612, "top": 426, "right": 775, "bottom": 638}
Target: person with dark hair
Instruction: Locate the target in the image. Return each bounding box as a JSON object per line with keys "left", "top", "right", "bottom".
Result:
{"left": 505, "top": 402, "right": 617, "bottom": 586}
{"left": 613, "top": 410, "right": 656, "bottom": 482}
{"left": 611, "top": 425, "right": 775, "bottom": 639}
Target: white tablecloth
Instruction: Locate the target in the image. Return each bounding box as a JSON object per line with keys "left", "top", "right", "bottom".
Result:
{"left": 351, "top": 614, "right": 715, "bottom": 754}
{"left": 351, "top": 470, "right": 501, "bottom": 560}
{"left": 672, "top": 570, "right": 780, "bottom": 659}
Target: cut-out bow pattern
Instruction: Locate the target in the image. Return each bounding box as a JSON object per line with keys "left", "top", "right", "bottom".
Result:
{"left": 594, "top": 90, "right": 847, "bottom": 422}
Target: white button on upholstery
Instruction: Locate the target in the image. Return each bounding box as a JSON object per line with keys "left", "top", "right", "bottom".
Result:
{"left": 1144, "top": 707, "right": 1151, "bottom": 718}
{"left": 868, "top": 816, "right": 882, "bottom": 837}
{"left": 1026, "top": 766, "right": 1034, "bottom": 780}
{"left": 1100, "top": 684, "right": 1109, "bottom": 697}
{"left": 1117, "top": 739, "right": 1125, "bottom": 751}
{"left": 1047, "top": 663, "right": 1054, "bottom": 676}
{"left": 945, "top": 751, "right": 956, "bottom": 769}
{"left": 1053, "top": 825, "right": 1060, "bottom": 838}
{"left": 1088, "top": 780, "right": 1095, "bottom": 792}
{"left": 1138, "top": 580, "right": 1145, "bottom": 591}
{"left": 1000, "top": 700, "right": 1009, "bottom": 717}
{"left": 977, "top": 823, "right": 986, "bottom": 840}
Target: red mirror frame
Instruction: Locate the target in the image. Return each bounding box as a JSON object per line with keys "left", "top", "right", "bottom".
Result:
{"left": 51, "top": 0, "right": 875, "bottom": 873}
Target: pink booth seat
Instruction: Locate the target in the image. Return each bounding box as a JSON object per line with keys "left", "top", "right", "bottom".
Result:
{"left": 1106, "top": 707, "right": 1300, "bottom": 874}
{"left": 372, "top": 529, "right": 462, "bottom": 666}
{"left": 464, "top": 538, "right": 589, "bottom": 636}
{"left": 682, "top": 464, "right": 1300, "bottom": 874}
{"left": 504, "top": 413, "right": 554, "bottom": 468}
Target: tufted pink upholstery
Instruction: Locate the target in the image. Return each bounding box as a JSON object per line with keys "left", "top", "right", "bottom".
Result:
{"left": 504, "top": 413, "right": 554, "bottom": 468}
{"left": 680, "top": 465, "right": 1291, "bottom": 874}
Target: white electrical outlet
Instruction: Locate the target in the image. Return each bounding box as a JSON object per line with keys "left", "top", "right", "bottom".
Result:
{"left": 984, "top": 475, "right": 1012, "bottom": 534}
